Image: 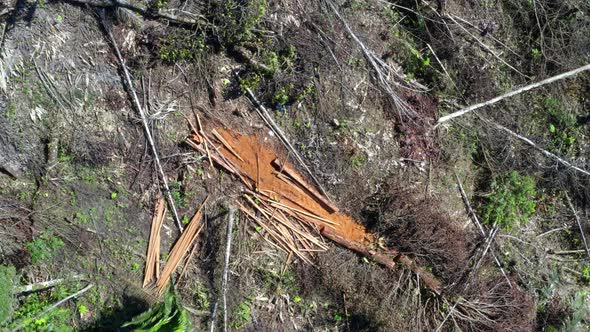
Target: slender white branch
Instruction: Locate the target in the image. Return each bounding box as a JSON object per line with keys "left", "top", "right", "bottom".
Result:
{"left": 447, "top": 15, "right": 528, "bottom": 79}
{"left": 15, "top": 275, "right": 83, "bottom": 294}
{"left": 222, "top": 207, "right": 236, "bottom": 332}
{"left": 102, "top": 18, "right": 184, "bottom": 232}
{"left": 480, "top": 116, "right": 590, "bottom": 177}
{"left": 438, "top": 63, "right": 590, "bottom": 124}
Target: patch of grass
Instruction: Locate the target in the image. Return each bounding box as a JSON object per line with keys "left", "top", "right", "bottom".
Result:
{"left": 25, "top": 232, "right": 65, "bottom": 264}
{"left": 74, "top": 210, "right": 91, "bottom": 225}
{"left": 192, "top": 282, "right": 210, "bottom": 311}
{"left": 480, "top": 171, "right": 537, "bottom": 230}
{"left": 157, "top": 32, "right": 206, "bottom": 63}
{"left": 7, "top": 290, "right": 74, "bottom": 331}
{"left": 0, "top": 265, "right": 17, "bottom": 324}
{"left": 230, "top": 297, "right": 253, "bottom": 329}
{"left": 544, "top": 97, "right": 580, "bottom": 154}
{"left": 350, "top": 153, "right": 367, "bottom": 170}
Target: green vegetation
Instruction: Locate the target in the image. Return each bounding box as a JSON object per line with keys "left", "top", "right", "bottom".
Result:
{"left": 25, "top": 232, "right": 65, "bottom": 264}
{"left": 74, "top": 210, "right": 91, "bottom": 224}
{"left": 0, "top": 265, "right": 17, "bottom": 324}
{"left": 230, "top": 297, "right": 253, "bottom": 329}
{"left": 560, "top": 291, "right": 590, "bottom": 331}
{"left": 350, "top": 153, "right": 367, "bottom": 170}
{"left": 158, "top": 32, "right": 206, "bottom": 63}
{"left": 169, "top": 181, "right": 187, "bottom": 208}
{"left": 192, "top": 282, "right": 210, "bottom": 311}
{"left": 481, "top": 171, "right": 537, "bottom": 230}
{"left": 544, "top": 98, "right": 580, "bottom": 154}
{"left": 216, "top": 0, "right": 267, "bottom": 45}
{"left": 239, "top": 72, "right": 262, "bottom": 92}
{"left": 122, "top": 287, "right": 192, "bottom": 331}
{"left": 6, "top": 290, "right": 74, "bottom": 331}
{"left": 402, "top": 41, "right": 431, "bottom": 79}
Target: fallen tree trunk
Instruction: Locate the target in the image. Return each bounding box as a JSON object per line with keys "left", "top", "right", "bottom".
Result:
{"left": 320, "top": 226, "right": 442, "bottom": 295}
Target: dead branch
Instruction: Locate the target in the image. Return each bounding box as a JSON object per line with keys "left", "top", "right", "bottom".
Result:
{"left": 101, "top": 18, "right": 184, "bottom": 231}
{"left": 143, "top": 196, "right": 166, "bottom": 287}
{"left": 565, "top": 193, "right": 590, "bottom": 259}
{"left": 479, "top": 115, "right": 590, "bottom": 177}
{"left": 155, "top": 197, "right": 207, "bottom": 295}
{"left": 326, "top": 0, "right": 418, "bottom": 118}
{"left": 438, "top": 63, "right": 590, "bottom": 124}
{"left": 447, "top": 15, "right": 528, "bottom": 79}
{"left": 16, "top": 275, "right": 83, "bottom": 294}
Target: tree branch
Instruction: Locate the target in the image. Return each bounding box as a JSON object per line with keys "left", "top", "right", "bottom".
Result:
{"left": 479, "top": 115, "right": 590, "bottom": 177}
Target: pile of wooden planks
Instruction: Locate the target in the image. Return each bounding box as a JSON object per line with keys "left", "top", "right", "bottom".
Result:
{"left": 143, "top": 196, "right": 207, "bottom": 295}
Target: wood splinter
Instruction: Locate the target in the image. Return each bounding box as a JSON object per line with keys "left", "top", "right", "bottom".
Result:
{"left": 271, "top": 158, "right": 339, "bottom": 213}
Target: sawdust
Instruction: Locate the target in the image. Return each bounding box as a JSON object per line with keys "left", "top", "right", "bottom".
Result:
{"left": 214, "top": 128, "right": 376, "bottom": 246}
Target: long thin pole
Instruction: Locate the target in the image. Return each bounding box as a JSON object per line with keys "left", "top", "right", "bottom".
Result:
{"left": 438, "top": 64, "right": 590, "bottom": 124}
{"left": 101, "top": 17, "right": 184, "bottom": 232}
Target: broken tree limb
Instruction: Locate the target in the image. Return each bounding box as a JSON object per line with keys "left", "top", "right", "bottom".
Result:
{"left": 319, "top": 226, "right": 442, "bottom": 295}
{"left": 156, "top": 197, "right": 207, "bottom": 294}
{"left": 271, "top": 158, "right": 339, "bottom": 213}
{"left": 143, "top": 196, "right": 167, "bottom": 287}
{"left": 211, "top": 129, "right": 244, "bottom": 162}
{"left": 101, "top": 18, "right": 184, "bottom": 232}
{"left": 479, "top": 115, "right": 590, "bottom": 177}
{"left": 447, "top": 14, "right": 528, "bottom": 79}
{"left": 326, "top": 0, "right": 418, "bottom": 118}
{"left": 565, "top": 193, "right": 590, "bottom": 259}
{"left": 438, "top": 63, "right": 590, "bottom": 124}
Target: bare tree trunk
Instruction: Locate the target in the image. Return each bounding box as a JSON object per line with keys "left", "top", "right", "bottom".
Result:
{"left": 438, "top": 64, "right": 590, "bottom": 124}
{"left": 222, "top": 208, "right": 236, "bottom": 332}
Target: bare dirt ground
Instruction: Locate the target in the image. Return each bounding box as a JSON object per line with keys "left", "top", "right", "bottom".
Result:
{"left": 1, "top": 0, "right": 590, "bottom": 331}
